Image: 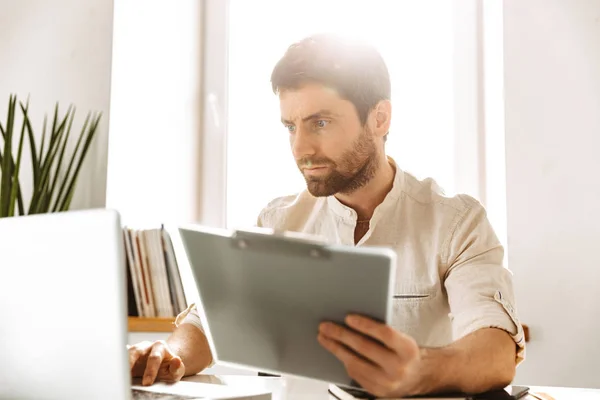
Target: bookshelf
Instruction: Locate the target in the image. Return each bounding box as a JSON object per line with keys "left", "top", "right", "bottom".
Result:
{"left": 124, "top": 225, "right": 188, "bottom": 333}
{"left": 128, "top": 317, "right": 175, "bottom": 332}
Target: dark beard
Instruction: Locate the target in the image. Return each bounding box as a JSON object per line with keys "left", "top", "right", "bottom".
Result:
{"left": 298, "top": 128, "right": 378, "bottom": 197}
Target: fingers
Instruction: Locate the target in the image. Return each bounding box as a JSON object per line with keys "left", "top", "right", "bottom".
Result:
{"left": 317, "top": 333, "right": 381, "bottom": 375}
{"left": 319, "top": 322, "right": 396, "bottom": 369}
{"left": 129, "top": 347, "right": 141, "bottom": 371}
{"left": 344, "top": 315, "right": 397, "bottom": 346}
{"left": 318, "top": 317, "right": 421, "bottom": 386}
{"left": 164, "top": 357, "right": 186, "bottom": 383}
{"left": 128, "top": 341, "right": 186, "bottom": 386}
{"left": 318, "top": 333, "right": 400, "bottom": 397}
{"left": 143, "top": 345, "right": 166, "bottom": 386}
{"left": 345, "top": 315, "right": 419, "bottom": 359}
{"left": 128, "top": 341, "right": 153, "bottom": 372}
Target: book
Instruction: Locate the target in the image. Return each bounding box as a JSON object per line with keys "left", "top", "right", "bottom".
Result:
{"left": 123, "top": 225, "right": 188, "bottom": 318}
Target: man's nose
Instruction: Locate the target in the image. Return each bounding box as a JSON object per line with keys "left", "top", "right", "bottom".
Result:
{"left": 291, "top": 126, "right": 317, "bottom": 160}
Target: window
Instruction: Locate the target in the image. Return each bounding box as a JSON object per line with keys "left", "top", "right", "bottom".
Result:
{"left": 108, "top": 1, "right": 505, "bottom": 251}
{"left": 225, "top": 0, "right": 456, "bottom": 229}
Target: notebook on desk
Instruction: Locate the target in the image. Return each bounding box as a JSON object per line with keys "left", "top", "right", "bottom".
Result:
{"left": 131, "top": 379, "right": 270, "bottom": 400}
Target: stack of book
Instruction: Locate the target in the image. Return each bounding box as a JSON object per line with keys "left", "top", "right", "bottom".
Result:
{"left": 123, "top": 225, "right": 187, "bottom": 318}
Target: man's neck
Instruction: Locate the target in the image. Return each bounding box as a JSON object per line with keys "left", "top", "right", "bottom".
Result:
{"left": 334, "top": 157, "right": 395, "bottom": 221}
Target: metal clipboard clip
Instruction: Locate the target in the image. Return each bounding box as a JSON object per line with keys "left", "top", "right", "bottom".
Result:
{"left": 230, "top": 228, "right": 331, "bottom": 260}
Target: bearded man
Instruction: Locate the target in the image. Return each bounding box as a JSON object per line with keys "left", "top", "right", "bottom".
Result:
{"left": 128, "top": 34, "right": 525, "bottom": 398}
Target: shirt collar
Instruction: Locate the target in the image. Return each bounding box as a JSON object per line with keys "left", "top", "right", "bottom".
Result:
{"left": 326, "top": 156, "right": 404, "bottom": 221}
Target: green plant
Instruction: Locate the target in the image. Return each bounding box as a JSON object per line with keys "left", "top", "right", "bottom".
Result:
{"left": 0, "top": 94, "right": 102, "bottom": 218}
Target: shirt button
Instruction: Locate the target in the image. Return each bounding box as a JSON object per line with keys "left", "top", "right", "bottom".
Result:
{"left": 347, "top": 210, "right": 353, "bottom": 217}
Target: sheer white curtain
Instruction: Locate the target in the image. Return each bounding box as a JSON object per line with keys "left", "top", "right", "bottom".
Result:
{"left": 225, "top": 0, "right": 455, "bottom": 229}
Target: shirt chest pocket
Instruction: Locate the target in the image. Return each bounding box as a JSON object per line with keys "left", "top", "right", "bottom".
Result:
{"left": 393, "top": 284, "right": 437, "bottom": 303}
{"left": 390, "top": 285, "right": 439, "bottom": 338}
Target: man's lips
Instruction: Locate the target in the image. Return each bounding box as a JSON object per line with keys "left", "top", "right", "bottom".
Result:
{"left": 302, "top": 165, "right": 329, "bottom": 175}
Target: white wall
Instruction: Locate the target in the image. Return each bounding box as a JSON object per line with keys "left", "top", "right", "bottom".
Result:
{"left": 503, "top": 0, "right": 600, "bottom": 388}
{"left": 0, "top": 0, "right": 114, "bottom": 211}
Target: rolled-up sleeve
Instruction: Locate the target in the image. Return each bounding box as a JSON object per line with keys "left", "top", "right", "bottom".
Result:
{"left": 174, "top": 303, "right": 205, "bottom": 332}
{"left": 443, "top": 196, "right": 525, "bottom": 365}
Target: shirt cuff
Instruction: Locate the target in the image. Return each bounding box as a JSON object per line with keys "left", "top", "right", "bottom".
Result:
{"left": 452, "top": 290, "right": 526, "bottom": 365}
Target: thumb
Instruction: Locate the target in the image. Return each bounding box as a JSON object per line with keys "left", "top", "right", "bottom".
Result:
{"left": 169, "top": 357, "right": 185, "bottom": 381}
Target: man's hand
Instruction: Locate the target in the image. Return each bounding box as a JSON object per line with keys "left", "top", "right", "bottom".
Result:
{"left": 128, "top": 340, "right": 186, "bottom": 386}
{"left": 318, "top": 314, "right": 421, "bottom": 398}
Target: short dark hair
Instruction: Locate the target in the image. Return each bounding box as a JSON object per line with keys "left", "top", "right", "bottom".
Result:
{"left": 270, "top": 33, "right": 391, "bottom": 127}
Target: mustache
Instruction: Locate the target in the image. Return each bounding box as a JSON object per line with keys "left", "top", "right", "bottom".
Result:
{"left": 297, "top": 157, "right": 334, "bottom": 168}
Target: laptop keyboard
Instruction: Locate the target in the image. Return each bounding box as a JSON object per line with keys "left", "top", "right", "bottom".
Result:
{"left": 131, "top": 388, "right": 204, "bottom": 400}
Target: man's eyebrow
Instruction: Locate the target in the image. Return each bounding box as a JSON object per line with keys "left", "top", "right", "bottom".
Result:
{"left": 281, "top": 110, "right": 339, "bottom": 125}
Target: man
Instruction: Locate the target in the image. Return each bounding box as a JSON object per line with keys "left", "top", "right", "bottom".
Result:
{"left": 128, "top": 34, "right": 525, "bottom": 398}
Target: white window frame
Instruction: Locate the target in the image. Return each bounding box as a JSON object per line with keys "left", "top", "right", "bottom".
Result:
{"left": 453, "top": 0, "right": 488, "bottom": 206}
{"left": 197, "top": 0, "right": 488, "bottom": 229}
{"left": 195, "top": 0, "right": 230, "bottom": 228}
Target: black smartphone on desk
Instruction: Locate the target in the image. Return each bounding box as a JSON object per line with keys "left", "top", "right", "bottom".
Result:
{"left": 331, "top": 384, "right": 529, "bottom": 399}
{"left": 469, "top": 386, "right": 529, "bottom": 399}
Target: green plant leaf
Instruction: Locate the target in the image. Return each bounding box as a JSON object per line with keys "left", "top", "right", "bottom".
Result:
{"left": 9, "top": 101, "right": 28, "bottom": 217}
{"left": 53, "top": 113, "right": 90, "bottom": 212}
{"left": 42, "top": 108, "right": 71, "bottom": 193}
{"left": 61, "top": 183, "right": 76, "bottom": 211}
{"left": 48, "top": 106, "right": 76, "bottom": 211}
{"left": 23, "top": 111, "right": 40, "bottom": 190}
{"left": 0, "top": 100, "right": 26, "bottom": 216}
{"left": 0, "top": 120, "right": 4, "bottom": 171}
{"left": 1, "top": 95, "right": 16, "bottom": 217}
{"left": 59, "top": 112, "right": 101, "bottom": 211}
{"left": 0, "top": 98, "right": 27, "bottom": 217}
{"left": 2, "top": 96, "right": 100, "bottom": 217}
{"left": 29, "top": 102, "right": 63, "bottom": 214}
{"left": 38, "top": 122, "right": 46, "bottom": 166}
{"left": 39, "top": 103, "right": 58, "bottom": 168}
{"left": 30, "top": 104, "right": 71, "bottom": 214}
{"left": 0, "top": 121, "right": 4, "bottom": 164}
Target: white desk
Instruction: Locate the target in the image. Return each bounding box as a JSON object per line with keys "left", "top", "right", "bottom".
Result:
{"left": 132, "top": 375, "right": 326, "bottom": 400}
{"left": 132, "top": 374, "right": 600, "bottom": 400}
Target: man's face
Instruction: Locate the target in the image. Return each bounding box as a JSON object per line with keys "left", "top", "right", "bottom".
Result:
{"left": 279, "top": 83, "right": 379, "bottom": 197}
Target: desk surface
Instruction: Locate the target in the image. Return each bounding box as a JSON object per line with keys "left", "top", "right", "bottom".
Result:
{"left": 131, "top": 374, "right": 600, "bottom": 400}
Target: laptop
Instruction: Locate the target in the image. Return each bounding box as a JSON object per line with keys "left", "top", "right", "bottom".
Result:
{"left": 177, "top": 225, "right": 397, "bottom": 389}
{"left": 0, "top": 209, "right": 269, "bottom": 400}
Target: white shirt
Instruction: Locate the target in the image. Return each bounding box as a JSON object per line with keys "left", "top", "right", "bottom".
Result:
{"left": 180, "top": 159, "right": 525, "bottom": 364}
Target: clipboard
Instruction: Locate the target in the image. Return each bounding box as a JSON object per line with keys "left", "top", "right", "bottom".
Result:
{"left": 178, "top": 225, "right": 397, "bottom": 387}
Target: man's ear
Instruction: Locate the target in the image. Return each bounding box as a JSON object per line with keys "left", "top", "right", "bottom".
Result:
{"left": 371, "top": 100, "right": 392, "bottom": 139}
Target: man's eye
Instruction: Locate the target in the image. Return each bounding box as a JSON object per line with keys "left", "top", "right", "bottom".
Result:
{"left": 285, "top": 125, "right": 296, "bottom": 133}
{"left": 315, "top": 120, "right": 328, "bottom": 128}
